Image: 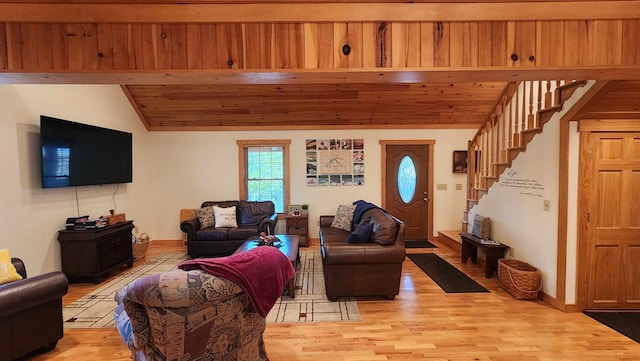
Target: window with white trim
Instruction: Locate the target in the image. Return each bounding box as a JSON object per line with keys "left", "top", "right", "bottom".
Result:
{"left": 238, "top": 140, "right": 290, "bottom": 214}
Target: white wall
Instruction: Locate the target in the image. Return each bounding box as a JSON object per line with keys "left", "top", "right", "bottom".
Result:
{"left": 147, "top": 129, "right": 474, "bottom": 239}
{"left": 469, "top": 81, "right": 594, "bottom": 299}
{"left": 0, "top": 84, "right": 474, "bottom": 275}
{"left": 470, "top": 121, "right": 560, "bottom": 296}
{"left": 0, "top": 84, "right": 152, "bottom": 275}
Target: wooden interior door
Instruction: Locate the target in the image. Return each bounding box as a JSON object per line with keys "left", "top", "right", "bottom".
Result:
{"left": 586, "top": 132, "right": 640, "bottom": 310}
{"left": 384, "top": 144, "right": 431, "bottom": 240}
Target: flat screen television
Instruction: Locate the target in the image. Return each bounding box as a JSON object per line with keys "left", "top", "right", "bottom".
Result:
{"left": 40, "top": 115, "right": 133, "bottom": 188}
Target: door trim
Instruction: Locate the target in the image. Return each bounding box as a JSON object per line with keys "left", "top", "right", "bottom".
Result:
{"left": 380, "top": 139, "right": 435, "bottom": 240}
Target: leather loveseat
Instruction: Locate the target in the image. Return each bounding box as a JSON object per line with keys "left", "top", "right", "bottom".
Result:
{"left": 319, "top": 203, "right": 405, "bottom": 301}
{"left": 181, "top": 200, "right": 278, "bottom": 257}
{"left": 0, "top": 258, "right": 69, "bottom": 361}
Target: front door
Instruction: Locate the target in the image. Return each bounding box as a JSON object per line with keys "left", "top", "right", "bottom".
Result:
{"left": 586, "top": 132, "right": 640, "bottom": 310}
{"left": 383, "top": 143, "right": 432, "bottom": 240}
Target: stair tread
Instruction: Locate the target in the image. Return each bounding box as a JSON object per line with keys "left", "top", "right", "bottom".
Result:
{"left": 438, "top": 230, "right": 462, "bottom": 244}
{"left": 539, "top": 105, "right": 562, "bottom": 113}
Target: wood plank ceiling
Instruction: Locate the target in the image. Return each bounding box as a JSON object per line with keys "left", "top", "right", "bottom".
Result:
{"left": 124, "top": 82, "right": 507, "bottom": 130}
{"left": 573, "top": 80, "right": 640, "bottom": 120}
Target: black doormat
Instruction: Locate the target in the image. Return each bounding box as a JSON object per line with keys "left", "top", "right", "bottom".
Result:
{"left": 405, "top": 239, "right": 438, "bottom": 248}
{"left": 408, "top": 253, "right": 489, "bottom": 293}
{"left": 584, "top": 311, "right": 640, "bottom": 343}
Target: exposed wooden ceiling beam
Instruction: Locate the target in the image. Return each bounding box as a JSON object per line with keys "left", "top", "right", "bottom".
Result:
{"left": 1, "top": 2, "right": 639, "bottom": 23}
{"left": 2, "top": 67, "right": 640, "bottom": 85}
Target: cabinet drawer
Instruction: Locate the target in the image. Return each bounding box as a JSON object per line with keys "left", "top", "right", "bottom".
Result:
{"left": 288, "top": 226, "right": 307, "bottom": 234}
{"left": 287, "top": 219, "right": 305, "bottom": 227}
{"left": 99, "top": 233, "right": 131, "bottom": 268}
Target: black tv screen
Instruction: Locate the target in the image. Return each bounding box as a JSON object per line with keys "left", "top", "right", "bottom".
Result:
{"left": 40, "top": 115, "right": 133, "bottom": 188}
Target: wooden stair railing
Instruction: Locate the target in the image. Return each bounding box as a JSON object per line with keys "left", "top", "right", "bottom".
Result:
{"left": 462, "top": 80, "right": 587, "bottom": 232}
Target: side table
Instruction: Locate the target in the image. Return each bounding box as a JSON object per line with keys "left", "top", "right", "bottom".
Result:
{"left": 285, "top": 215, "right": 309, "bottom": 247}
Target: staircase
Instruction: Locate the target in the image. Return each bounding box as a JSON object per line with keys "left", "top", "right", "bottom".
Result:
{"left": 461, "top": 79, "right": 587, "bottom": 232}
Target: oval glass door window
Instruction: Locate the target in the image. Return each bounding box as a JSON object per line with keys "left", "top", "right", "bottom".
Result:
{"left": 397, "top": 155, "right": 416, "bottom": 203}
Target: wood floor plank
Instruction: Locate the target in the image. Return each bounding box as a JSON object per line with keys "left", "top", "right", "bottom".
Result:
{"left": 30, "top": 239, "right": 640, "bottom": 360}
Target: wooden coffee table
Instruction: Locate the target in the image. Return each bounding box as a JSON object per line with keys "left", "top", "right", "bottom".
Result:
{"left": 234, "top": 234, "right": 300, "bottom": 298}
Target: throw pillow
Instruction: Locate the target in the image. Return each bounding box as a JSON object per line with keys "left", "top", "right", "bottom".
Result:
{"left": 0, "top": 249, "right": 23, "bottom": 285}
{"left": 331, "top": 204, "right": 356, "bottom": 232}
{"left": 194, "top": 206, "right": 215, "bottom": 228}
{"left": 213, "top": 206, "right": 238, "bottom": 228}
{"left": 346, "top": 223, "right": 374, "bottom": 243}
{"left": 471, "top": 214, "right": 491, "bottom": 239}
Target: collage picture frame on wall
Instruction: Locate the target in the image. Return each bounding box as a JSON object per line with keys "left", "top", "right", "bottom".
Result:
{"left": 305, "top": 138, "right": 364, "bottom": 186}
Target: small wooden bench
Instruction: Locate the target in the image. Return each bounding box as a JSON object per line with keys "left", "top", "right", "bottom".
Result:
{"left": 460, "top": 232, "right": 510, "bottom": 278}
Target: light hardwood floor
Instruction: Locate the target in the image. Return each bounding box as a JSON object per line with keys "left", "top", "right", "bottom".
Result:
{"left": 31, "top": 238, "right": 640, "bottom": 361}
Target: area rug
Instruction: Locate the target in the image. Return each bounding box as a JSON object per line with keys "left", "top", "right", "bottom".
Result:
{"left": 584, "top": 311, "right": 640, "bottom": 343}
{"left": 405, "top": 239, "right": 438, "bottom": 248}
{"left": 63, "top": 250, "right": 360, "bottom": 329}
{"left": 408, "top": 253, "right": 489, "bottom": 293}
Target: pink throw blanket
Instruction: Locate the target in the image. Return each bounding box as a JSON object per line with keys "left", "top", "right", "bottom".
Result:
{"left": 178, "top": 246, "right": 295, "bottom": 317}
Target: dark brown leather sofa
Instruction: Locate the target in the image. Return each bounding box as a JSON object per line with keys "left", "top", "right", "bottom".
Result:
{"left": 319, "top": 207, "right": 405, "bottom": 301}
{"left": 181, "top": 200, "right": 278, "bottom": 257}
{"left": 0, "top": 258, "right": 68, "bottom": 361}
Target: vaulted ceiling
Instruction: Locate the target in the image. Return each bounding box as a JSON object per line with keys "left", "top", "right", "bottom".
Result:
{"left": 1, "top": 0, "right": 639, "bottom": 130}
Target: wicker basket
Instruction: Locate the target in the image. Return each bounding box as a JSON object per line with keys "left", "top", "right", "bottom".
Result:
{"left": 132, "top": 233, "right": 149, "bottom": 259}
{"left": 498, "top": 258, "right": 542, "bottom": 300}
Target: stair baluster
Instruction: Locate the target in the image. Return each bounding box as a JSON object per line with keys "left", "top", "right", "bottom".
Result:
{"left": 466, "top": 80, "right": 587, "bottom": 214}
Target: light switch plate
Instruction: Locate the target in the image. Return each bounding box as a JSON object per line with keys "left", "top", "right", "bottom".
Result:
{"left": 437, "top": 184, "right": 447, "bottom": 190}
{"left": 456, "top": 183, "right": 463, "bottom": 190}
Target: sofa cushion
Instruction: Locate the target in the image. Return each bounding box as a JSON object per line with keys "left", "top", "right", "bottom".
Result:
{"left": 194, "top": 206, "right": 215, "bottom": 228}
{"left": 369, "top": 210, "right": 398, "bottom": 245}
{"left": 346, "top": 223, "right": 373, "bottom": 244}
{"left": 228, "top": 226, "right": 262, "bottom": 240}
{"left": 238, "top": 201, "right": 275, "bottom": 226}
{"left": 214, "top": 206, "right": 238, "bottom": 228}
{"left": 331, "top": 205, "right": 356, "bottom": 232}
{"left": 196, "top": 228, "right": 229, "bottom": 241}
{"left": 319, "top": 225, "right": 351, "bottom": 247}
{"left": 0, "top": 249, "right": 23, "bottom": 285}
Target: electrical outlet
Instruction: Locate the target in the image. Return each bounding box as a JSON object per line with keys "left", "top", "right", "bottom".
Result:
{"left": 456, "top": 183, "right": 463, "bottom": 190}
{"left": 543, "top": 200, "right": 551, "bottom": 211}
{"left": 133, "top": 226, "right": 139, "bottom": 234}
{"left": 509, "top": 247, "right": 515, "bottom": 256}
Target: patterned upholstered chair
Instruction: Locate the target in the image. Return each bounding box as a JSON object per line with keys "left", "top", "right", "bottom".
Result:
{"left": 114, "top": 270, "right": 269, "bottom": 361}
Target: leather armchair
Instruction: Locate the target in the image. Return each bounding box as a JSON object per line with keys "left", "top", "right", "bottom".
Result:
{"left": 0, "top": 258, "right": 68, "bottom": 361}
